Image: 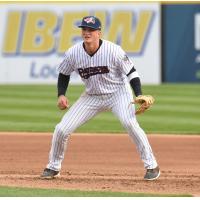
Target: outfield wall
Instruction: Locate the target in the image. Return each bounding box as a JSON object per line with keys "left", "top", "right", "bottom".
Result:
{"left": 162, "top": 4, "right": 200, "bottom": 82}
{"left": 0, "top": 3, "right": 161, "bottom": 84}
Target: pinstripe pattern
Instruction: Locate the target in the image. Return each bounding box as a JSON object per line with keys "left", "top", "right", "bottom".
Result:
{"left": 46, "top": 40, "right": 158, "bottom": 171}
{"left": 111, "top": 86, "right": 157, "bottom": 169}
{"left": 58, "top": 40, "right": 137, "bottom": 95}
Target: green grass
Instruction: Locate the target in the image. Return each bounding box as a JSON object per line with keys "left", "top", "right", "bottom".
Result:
{"left": 0, "top": 186, "right": 191, "bottom": 197}
{"left": 0, "top": 84, "right": 200, "bottom": 134}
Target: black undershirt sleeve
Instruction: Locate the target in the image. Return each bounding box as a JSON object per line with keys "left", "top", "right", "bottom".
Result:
{"left": 126, "top": 66, "right": 142, "bottom": 97}
{"left": 57, "top": 73, "right": 70, "bottom": 97}
{"left": 129, "top": 77, "right": 142, "bottom": 97}
{"left": 130, "top": 77, "right": 142, "bottom": 97}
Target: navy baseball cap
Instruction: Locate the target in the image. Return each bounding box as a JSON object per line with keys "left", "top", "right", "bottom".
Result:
{"left": 78, "top": 16, "right": 101, "bottom": 30}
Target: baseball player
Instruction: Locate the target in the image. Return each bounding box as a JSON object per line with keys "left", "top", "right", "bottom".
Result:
{"left": 41, "top": 16, "right": 160, "bottom": 181}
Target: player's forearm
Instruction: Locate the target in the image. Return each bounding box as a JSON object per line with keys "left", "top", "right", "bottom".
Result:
{"left": 57, "top": 73, "right": 70, "bottom": 97}
{"left": 126, "top": 67, "right": 142, "bottom": 97}
{"left": 129, "top": 77, "right": 142, "bottom": 97}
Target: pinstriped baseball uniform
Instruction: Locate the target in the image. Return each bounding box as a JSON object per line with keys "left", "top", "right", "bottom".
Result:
{"left": 46, "top": 39, "right": 158, "bottom": 171}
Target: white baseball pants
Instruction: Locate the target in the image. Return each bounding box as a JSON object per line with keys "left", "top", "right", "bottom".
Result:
{"left": 47, "top": 87, "right": 158, "bottom": 171}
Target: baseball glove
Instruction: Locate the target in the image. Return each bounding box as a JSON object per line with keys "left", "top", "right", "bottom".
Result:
{"left": 133, "top": 95, "right": 155, "bottom": 115}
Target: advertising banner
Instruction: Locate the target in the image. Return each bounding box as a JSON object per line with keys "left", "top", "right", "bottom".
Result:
{"left": 0, "top": 3, "right": 161, "bottom": 84}
{"left": 163, "top": 5, "right": 200, "bottom": 82}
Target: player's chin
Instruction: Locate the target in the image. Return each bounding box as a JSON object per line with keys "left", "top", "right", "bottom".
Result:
{"left": 84, "top": 38, "right": 92, "bottom": 43}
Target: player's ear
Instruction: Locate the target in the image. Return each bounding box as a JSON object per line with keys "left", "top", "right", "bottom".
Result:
{"left": 98, "top": 30, "right": 102, "bottom": 37}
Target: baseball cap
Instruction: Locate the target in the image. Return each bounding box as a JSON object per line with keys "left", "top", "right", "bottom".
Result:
{"left": 78, "top": 16, "right": 101, "bottom": 30}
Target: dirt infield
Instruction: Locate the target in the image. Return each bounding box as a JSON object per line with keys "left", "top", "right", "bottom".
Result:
{"left": 0, "top": 132, "right": 200, "bottom": 196}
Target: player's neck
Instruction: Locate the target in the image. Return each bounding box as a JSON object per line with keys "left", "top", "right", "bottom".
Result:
{"left": 84, "top": 40, "right": 101, "bottom": 56}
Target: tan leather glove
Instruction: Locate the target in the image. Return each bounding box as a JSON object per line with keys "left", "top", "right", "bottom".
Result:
{"left": 133, "top": 95, "right": 155, "bottom": 115}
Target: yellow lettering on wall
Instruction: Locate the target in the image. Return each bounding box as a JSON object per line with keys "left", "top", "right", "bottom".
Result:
{"left": 58, "top": 12, "right": 88, "bottom": 53}
{"left": 107, "top": 11, "right": 153, "bottom": 53}
{"left": 132, "top": 11, "right": 153, "bottom": 53}
{"left": 3, "top": 12, "right": 22, "bottom": 53}
{"left": 21, "top": 11, "right": 57, "bottom": 53}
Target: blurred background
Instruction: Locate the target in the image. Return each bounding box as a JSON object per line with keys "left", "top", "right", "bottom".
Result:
{"left": 0, "top": 2, "right": 199, "bottom": 134}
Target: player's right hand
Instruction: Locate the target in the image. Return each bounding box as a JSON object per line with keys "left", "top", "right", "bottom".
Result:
{"left": 57, "top": 95, "right": 69, "bottom": 110}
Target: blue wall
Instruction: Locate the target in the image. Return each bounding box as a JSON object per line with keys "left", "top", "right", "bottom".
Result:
{"left": 163, "top": 5, "right": 200, "bottom": 82}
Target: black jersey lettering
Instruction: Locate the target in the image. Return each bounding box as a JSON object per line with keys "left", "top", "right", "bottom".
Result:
{"left": 78, "top": 66, "right": 109, "bottom": 79}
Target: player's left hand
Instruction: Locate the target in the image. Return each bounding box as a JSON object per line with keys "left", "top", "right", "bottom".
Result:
{"left": 133, "top": 95, "right": 155, "bottom": 115}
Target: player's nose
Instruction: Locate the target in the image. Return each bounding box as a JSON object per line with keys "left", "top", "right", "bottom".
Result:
{"left": 83, "top": 30, "right": 91, "bottom": 34}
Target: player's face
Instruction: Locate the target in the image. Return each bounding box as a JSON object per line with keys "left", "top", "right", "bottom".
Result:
{"left": 81, "top": 27, "right": 101, "bottom": 44}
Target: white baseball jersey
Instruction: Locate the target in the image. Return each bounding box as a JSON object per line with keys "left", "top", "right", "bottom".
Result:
{"left": 58, "top": 39, "right": 139, "bottom": 95}
{"left": 46, "top": 39, "right": 158, "bottom": 172}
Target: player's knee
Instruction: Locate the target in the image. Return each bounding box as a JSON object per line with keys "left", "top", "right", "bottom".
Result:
{"left": 55, "top": 124, "right": 71, "bottom": 138}
{"left": 121, "top": 118, "right": 139, "bottom": 130}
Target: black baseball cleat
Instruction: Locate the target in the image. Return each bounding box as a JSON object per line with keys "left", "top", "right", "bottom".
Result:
{"left": 40, "top": 168, "right": 60, "bottom": 179}
{"left": 144, "top": 166, "right": 160, "bottom": 181}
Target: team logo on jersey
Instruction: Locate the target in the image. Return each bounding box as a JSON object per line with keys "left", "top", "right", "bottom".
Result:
{"left": 123, "top": 55, "right": 128, "bottom": 61}
{"left": 78, "top": 66, "right": 109, "bottom": 79}
{"left": 122, "top": 54, "right": 132, "bottom": 65}
{"left": 84, "top": 17, "right": 95, "bottom": 24}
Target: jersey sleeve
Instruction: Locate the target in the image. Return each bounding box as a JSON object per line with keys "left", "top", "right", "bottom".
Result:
{"left": 116, "top": 46, "right": 135, "bottom": 75}
{"left": 57, "top": 50, "right": 74, "bottom": 75}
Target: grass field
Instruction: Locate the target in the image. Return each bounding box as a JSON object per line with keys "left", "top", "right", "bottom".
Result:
{"left": 0, "top": 83, "right": 199, "bottom": 197}
{"left": 0, "top": 84, "right": 200, "bottom": 134}
{"left": 0, "top": 186, "right": 191, "bottom": 197}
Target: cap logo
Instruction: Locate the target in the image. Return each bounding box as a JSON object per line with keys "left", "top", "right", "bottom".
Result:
{"left": 84, "top": 17, "right": 95, "bottom": 24}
